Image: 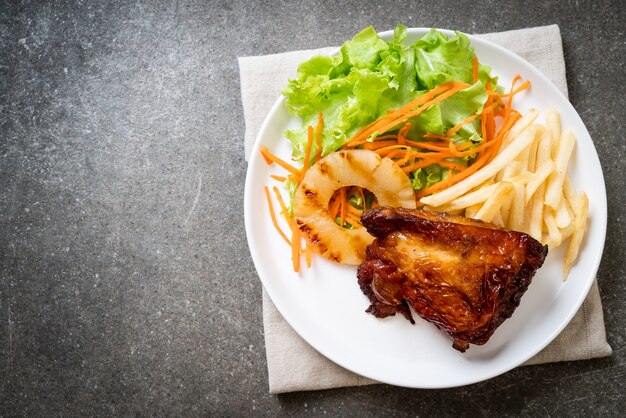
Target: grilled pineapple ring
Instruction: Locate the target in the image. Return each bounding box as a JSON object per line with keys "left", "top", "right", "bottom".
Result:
{"left": 293, "top": 149, "right": 416, "bottom": 265}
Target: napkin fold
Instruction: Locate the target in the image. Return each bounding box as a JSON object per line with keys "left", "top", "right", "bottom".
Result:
{"left": 240, "top": 24, "right": 612, "bottom": 394}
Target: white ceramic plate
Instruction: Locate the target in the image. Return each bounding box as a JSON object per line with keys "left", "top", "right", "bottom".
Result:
{"left": 244, "top": 28, "right": 606, "bottom": 388}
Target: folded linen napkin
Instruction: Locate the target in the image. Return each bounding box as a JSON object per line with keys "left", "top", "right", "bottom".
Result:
{"left": 239, "top": 24, "right": 612, "bottom": 394}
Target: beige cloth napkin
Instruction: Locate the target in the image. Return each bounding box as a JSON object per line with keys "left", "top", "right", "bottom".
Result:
{"left": 239, "top": 24, "right": 612, "bottom": 394}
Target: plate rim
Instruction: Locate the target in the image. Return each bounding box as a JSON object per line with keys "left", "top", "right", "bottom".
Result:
{"left": 244, "top": 27, "right": 607, "bottom": 388}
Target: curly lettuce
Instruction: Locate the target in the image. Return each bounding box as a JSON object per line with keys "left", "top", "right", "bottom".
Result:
{"left": 282, "top": 25, "right": 500, "bottom": 191}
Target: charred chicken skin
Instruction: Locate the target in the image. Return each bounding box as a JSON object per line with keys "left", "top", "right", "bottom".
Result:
{"left": 357, "top": 207, "right": 548, "bottom": 352}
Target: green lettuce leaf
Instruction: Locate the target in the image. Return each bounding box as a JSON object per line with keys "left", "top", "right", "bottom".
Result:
{"left": 281, "top": 25, "right": 500, "bottom": 192}
{"left": 414, "top": 29, "right": 498, "bottom": 90}
{"left": 410, "top": 164, "right": 449, "bottom": 190}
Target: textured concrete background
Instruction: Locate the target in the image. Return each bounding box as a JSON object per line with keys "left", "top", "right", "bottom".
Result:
{"left": 1, "top": 0, "right": 624, "bottom": 415}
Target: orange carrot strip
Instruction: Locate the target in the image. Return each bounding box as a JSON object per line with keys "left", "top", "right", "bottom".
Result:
{"left": 264, "top": 186, "right": 291, "bottom": 246}
{"left": 328, "top": 196, "right": 341, "bottom": 219}
{"left": 359, "top": 139, "right": 400, "bottom": 150}
{"left": 492, "top": 79, "right": 530, "bottom": 98}
{"left": 314, "top": 112, "right": 324, "bottom": 161}
{"left": 415, "top": 148, "right": 492, "bottom": 198}
{"left": 270, "top": 174, "right": 287, "bottom": 182}
{"left": 416, "top": 102, "right": 523, "bottom": 198}
{"left": 272, "top": 186, "right": 293, "bottom": 224}
{"left": 423, "top": 133, "right": 450, "bottom": 141}
{"left": 347, "top": 82, "right": 469, "bottom": 146}
{"left": 345, "top": 212, "right": 362, "bottom": 227}
{"left": 272, "top": 186, "right": 300, "bottom": 272}
{"left": 401, "top": 156, "right": 447, "bottom": 173}
{"left": 447, "top": 138, "right": 498, "bottom": 158}
{"left": 260, "top": 146, "right": 301, "bottom": 176}
{"left": 405, "top": 149, "right": 449, "bottom": 159}
{"left": 304, "top": 244, "right": 312, "bottom": 268}
{"left": 402, "top": 139, "right": 451, "bottom": 151}
{"left": 397, "top": 122, "right": 411, "bottom": 146}
{"left": 346, "top": 134, "right": 400, "bottom": 148}
{"left": 291, "top": 222, "right": 300, "bottom": 272}
{"left": 438, "top": 160, "right": 467, "bottom": 172}
{"left": 300, "top": 125, "right": 315, "bottom": 181}
{"left": 358, "top": 186, "right": 366, "bottom": 209}
{"left": 339, "top": 187, "right": 347, "bottom": 227}
{"left": 445, "top": 101, "right": 499, "bottom": 137}
{"left": 390, "top": 82, "right": 468, "bottom": 116}
{"left": 374, "top": 144, "right": 412, "bottom": 156}
{"left": 347, "top": 203, "right": 363, "bottom": 217}
{"left": 370, "top": 84, "right": 470, "bottom": 138}
{"left": 396, "top": 146, "right": 414, "bottom": 166}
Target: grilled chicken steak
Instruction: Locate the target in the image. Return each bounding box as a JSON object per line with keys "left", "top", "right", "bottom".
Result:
{"left": 357, "top": 207, "right": 548, "bottom": 352}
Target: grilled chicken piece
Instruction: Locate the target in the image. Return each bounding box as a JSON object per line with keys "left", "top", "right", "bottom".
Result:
{"left": 357, "top": 207, "right": 548, "bottom": 352}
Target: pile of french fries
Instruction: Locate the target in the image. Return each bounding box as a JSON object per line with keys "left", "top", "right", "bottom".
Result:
{"left": 421, "top": 108, "right": 589, "bottom": 279}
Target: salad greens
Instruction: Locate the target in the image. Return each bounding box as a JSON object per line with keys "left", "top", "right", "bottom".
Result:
{"left": 282, "top": 25, "right": 501, "bottom": 192}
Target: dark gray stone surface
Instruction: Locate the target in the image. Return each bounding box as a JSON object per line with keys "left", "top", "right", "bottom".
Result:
{"left": 0, "top": 0, "right": 624, "bottom": 415}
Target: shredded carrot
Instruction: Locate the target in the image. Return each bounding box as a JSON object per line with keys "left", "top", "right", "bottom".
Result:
{"left": 367, "top": 84, "right": 470, "bottom": 140}
{"left": 397, "top": 122, "right": 411, "bottom": 145}
{"left": 438, "top": 160, "right": 467, "bottom": 172}
{"left": 314, "top": 112, "right": 324, "bottom": 161}
{"left": 357, "top": 186, "right": 367, "bottom": 210}
{"left": 264, "top": 186, "right": 291, "bottom": 246}
{"left": 262, "top": 68, "right": 532, "bottom": 271}
{"left": 346, "top": 134, "right": 400, "bottom": 148}
{"left": 328, "top": 194, "right": 341, "bottom": 219}
{"left": 304, "top": 244, "right": 312, "bottom": 268}
{"left": 346, "top": 82, "right": 469, "bottom": 146}
{"left": 260, "top": 146, "right": 301, "bottom": 176}
{"left": 374, "top": 144, "right": 412, "bottom": 157}
{"left": 415, "top": 146, "right": 492, "bottom": 198}
{"left": 300, "top": 125, "right": 315, "bottom": 181}
{"left": 359, "top": 139, "right": 400, "bottom": 150}
{"left": 445, "top": 101, "right": 499, "bottom": 138}
{"left": 423, "top": 133, "right": 450, "bottom": 141}
{"left": 402, "top": 139, "right": 451, "bottom": 151}
{"left": 402, "top": 156, "right": 448, "bottom": 173}
{"left": 339, "top": 187, "right": 347, "bottom": 227}
{"left": 272, "top": 186, "right": 301, "bottom": 272}
{"left": 291, "top": 221, "right": 301, "bottom": 272}
{"left": 415, "top": 75, "right": 530, "bottom": 198}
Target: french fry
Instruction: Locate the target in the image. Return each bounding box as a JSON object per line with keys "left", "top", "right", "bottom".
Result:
{"left": 492, "top": 209, "right": 505, "bottom": 226}
{"left": 525, "top": 160, "right": 555, "bottom": 205}
{"left": 515, "top": 124, "right": 544, "bottom": 171}
{"left": 465, "top": 202, "right": 483, "bottom": 219}
{"left": 508, "top": 182, "right": 526, "bottom": 232}
{"left": 474, "top": 182, "right": 514, "bottom": 222}
{"left": 563, "top": 192, "right": 589, "bottom": 278}
{"left": 544, "top": 209, "right": 562, "bottom": 248}
{"left": 433, "top": 182, "right": 500, "bottom": 212}
{"left": 563, "top": 176, "right": 580, "bottom": 212}
{"left": 559, "top": 221, "right": 576, "bottom": 242}
{"left": 501, "top": 108, "right": 539, "bottom": 149}
{"left": 555, "top": 193, "right": 572, "bottom": 228}
{"left": 425, "top": 107, "right": 588, "bottom": 280}
{"left": 421, "top": 126, "right": 537, "bottom": 207}
{"left": 526, "top": 125, "right": 544, "bottom": 172}
{"left": 501, "top": 161, "right": 523, "bottom": 180}
{"left": 528, "top": 183, "right": 546, "bottom": 242}
{"left": 524, "top": 128, "right": 553, "bottom": 240}
{"left": 544, "top": 108, "right": 561, "bottom": 158}
{"left": 500, "top": 196, "right": 512, "bottom": 228}
{"left": 535, "top": 130, "right": 553, "bottom": 167}
{"left": 544, "top": 129, "right": 576, "bottom": 209}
